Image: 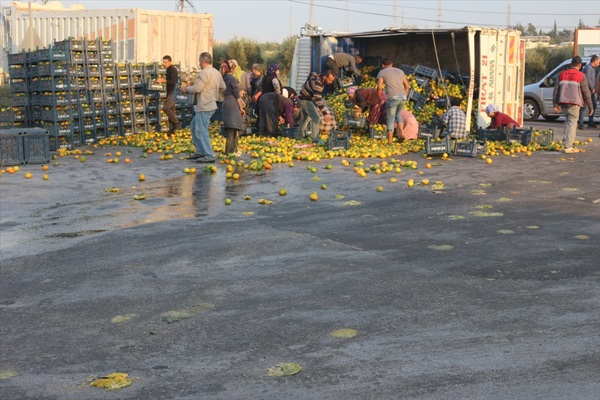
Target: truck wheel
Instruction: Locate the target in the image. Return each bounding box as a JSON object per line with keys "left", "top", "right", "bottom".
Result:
{"left": 523, "top": 99, "right": 540, "bottom": 121}
{"left": 542, "top": 115, "right": 560, "bottom": 121}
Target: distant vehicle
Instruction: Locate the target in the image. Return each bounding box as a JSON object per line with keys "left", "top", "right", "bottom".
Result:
{"left": 523, "top": 57, "right": 592, "bottom": 121}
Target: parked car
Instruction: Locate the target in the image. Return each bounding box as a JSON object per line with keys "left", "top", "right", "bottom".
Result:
{"left": 523, "top": 57, "right": 592, "bottom": 121}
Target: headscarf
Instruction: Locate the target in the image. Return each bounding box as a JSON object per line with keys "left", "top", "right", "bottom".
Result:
{"left": 485, "top": 104, "right": 499, "bottom": 115}
{"left": 220, "top": 61, "right": 232, "bottom": 75}
{"left": 347, "top": 86, "right": 358, "bottom": 97}
{"left": 267, "top": 63, "right": 279, "bottom": 75}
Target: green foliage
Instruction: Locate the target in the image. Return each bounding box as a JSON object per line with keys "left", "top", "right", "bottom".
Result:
{"left": 213, "top": 37, "right": 265, "bottom": 71}
{"left": 524, "top": 45, "right": 575, "bottom": 84}
{"left": 210, "top": 35, "right": 299, "bottom": 84}
{"left": 547, "top": 45, "right": 574, "bottom": 70}
{"left": 525, "top": 47, "right": 550, "bottom": 84}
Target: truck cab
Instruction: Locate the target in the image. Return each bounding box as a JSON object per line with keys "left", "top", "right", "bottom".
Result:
{"left": 523, "top": 57, "right": 591, "bottom": 121}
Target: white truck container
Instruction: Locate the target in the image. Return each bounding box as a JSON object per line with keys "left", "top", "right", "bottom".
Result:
{"left": 289, "top": 26, "right": 525, "bottom": 130}
{"left": 1, "top": 3, "right": 213, "bottom": 71}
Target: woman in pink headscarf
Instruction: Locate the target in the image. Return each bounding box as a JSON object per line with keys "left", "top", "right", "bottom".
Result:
{"left": 346, "top": 86, "right": 387, "bottom": 125}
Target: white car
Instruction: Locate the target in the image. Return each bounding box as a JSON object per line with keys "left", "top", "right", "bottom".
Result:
{"left": 523, "top": 57, "right": 592, "bottom": 121}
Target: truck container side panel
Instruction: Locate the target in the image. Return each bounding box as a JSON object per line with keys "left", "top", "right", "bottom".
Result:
{"left": 517, "top": 39, "right": 526, "bottom": 124}
{"left": 289, "top": 36, "right": 312, "bottom": 91}
{"left": 6, "top": 7, "right": 212, "bottom": 67}
{"left": 467, "top": 28, "right": 477, "bottom": 132}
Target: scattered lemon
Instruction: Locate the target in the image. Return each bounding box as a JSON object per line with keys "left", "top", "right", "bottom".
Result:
{"left": 376, "top": 186, "right": 384, "bottom": 192}
{"left": 486, "top": 158, "right": 493, "bottom": 164}
{"left": 279, "top": 188, "right": 287, "bottom": 196}
{"left": 43, "top": 174, "right": 49, "bottom": 180}
{"left": 309, "top": 192, "right": 319, "bottom": 201}
{"left": 422, "top": 179, "right": 430, "bottom": 185}
{"left": 25, "top": 172, "right": 32, "bottom": 179}
{"left": 138, "top": 174, "right": 145, "bottom": 181}
{"left": 233, "top": 173, "right": 240, "bottom": 180}
{"left": 224, "top": 198, "right": 232, "bottom": 205}
{"left": 425, "top": 163, "right": 432, "bottom": 169}
{"left": 407, "top": 179, "right": 415, "bottom": 187}
{"left": 321, "top": 184, "right": 327, "bottom": 190}
{"left": 42, "top": 165, "right": 49, "bottom": 171}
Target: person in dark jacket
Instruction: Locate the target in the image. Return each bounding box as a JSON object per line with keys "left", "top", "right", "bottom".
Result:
{"left": 553, "top": 56, "right": 594, "bottom": 153}
{"left": 156, "top": 55, "right": 181, "bottom": 133}
{"left": 260, "top": 64, "right": 282, "bottom": 95}
{"left": 220, "top": 61, "right": 246, "bottom": 156}
{"left": 258, "top": 92, "right": 300, "bottom": 137}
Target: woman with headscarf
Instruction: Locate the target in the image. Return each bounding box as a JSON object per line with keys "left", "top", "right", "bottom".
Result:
{"left": 261, "top": 63, "right": 282, "bottom": 95}
{"left": 258, "top": 91, "right": 301, "bottom": 137}
{"left": 486, "top": 104, "right": 520, "bottom": 130}
{"left": 228, "top": 59, "right": 245, "bottom": 84}
{"left": 220, "top": 61, "right": 246, "bottom": 156}
{"left": 346, "top": 86, "right": 387, "bottom": 125}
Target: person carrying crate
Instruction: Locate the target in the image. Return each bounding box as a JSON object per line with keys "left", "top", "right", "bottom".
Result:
{"left": 325, "top": 53, "right": 363, "bottom": 92}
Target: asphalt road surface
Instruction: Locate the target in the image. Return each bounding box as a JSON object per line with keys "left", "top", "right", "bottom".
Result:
{"left": 1, "top": 125, "right": 599, "bottom": 399}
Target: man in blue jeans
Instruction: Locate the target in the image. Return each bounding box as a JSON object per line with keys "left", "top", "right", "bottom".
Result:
{"left": 181, "top": 52, "right": 225, "bottom": 163}
{"left": 376, "top": 57, "right": 410, "bottom": 144}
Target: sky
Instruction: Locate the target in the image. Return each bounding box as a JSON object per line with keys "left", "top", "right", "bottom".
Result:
{"left": 27, "top": 0, "right": 600, "bottom": 42}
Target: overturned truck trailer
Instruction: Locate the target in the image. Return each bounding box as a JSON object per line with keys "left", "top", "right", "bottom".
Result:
{"left": 289, "top": 26, "right": 525, "bottom": 130}
{"left": 2, "top": 3, "right": 213, "bottom": 71}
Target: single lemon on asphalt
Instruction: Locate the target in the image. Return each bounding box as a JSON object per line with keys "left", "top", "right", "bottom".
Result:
{"left": 309, "top": 192, "right": 319, "bottom": 201}
{"left": 279, "top": 188, "right": 287, "bottom": 196}
{"left": 377, "top": 186, "right": 384, "bottom": 192}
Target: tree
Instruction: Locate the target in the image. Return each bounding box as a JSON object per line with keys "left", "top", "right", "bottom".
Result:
{"left": 524, "top": 46, "right": 550, "bottom": 83}
{"left": 526, "top": 23, "right": 537, "bottom": 36}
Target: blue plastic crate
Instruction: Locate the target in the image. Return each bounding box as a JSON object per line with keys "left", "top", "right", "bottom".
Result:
{"left": 425, "top": 136, "right": 452, "bottom": 155}
{"left": 8, "top": 65, "right": 27, "bottom": 79}
{"left": 345, "top": 111, "right": 366, "bottom": 128}
{"left": 476, "top": 127, "right": 506, "bottom": 142}
{"left": 8, "top": 52, "right": 28, "bottom": 65}
{"left": 0, "top": 129, "right": 24, "bottom": 166}
{"left": 327, "top": 130, "right": 350, "bottom": 151}
{"left": 414, "top": 64, "right": 438, "bottom": 80}
{"left": 281, "top": 126, "right": 300, "bottom": 139}
{"left": 506, "top": 128, "right": 532, "bottom": 145}
{"left": 22, "top": 128, "right": 50, "bottom": 164}
{"left": 530, "top": 129, "right": 554, "bottom": 146}
{"left": 453, "top": 138, "right": 487, "bottom": 157}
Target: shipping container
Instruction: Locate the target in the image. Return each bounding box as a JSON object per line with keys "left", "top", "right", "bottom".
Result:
{"left": 1, "top": 3, "right": 213, "bottom": 72}
{"left": 289, "top": 25, "right": 525, "bottom": 131}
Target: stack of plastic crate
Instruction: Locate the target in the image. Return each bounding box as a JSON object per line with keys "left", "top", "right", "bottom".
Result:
{"left": 144, "top": 62, "right": 169, "bottom": 132}
{"left": 7, "top": 51, "right": 30, "bottom": 128}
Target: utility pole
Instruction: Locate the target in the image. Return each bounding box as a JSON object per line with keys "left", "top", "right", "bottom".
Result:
{"left": 392, "top": 0, "right": 397, "bottom": 29}
{"left": 309, "top": 0, "right": 314, "bottom": 25}
{"left": 344, "top": 0, "right": 348, "bottom": 32}
{"left": 289, "top": 1, "right": 293, "bottom": 37}
{"left": 437, "top": 0, "right": 442, "bottom": 29}
{"left": 176, "top": 0, "right": 195, "bottom": 13}
{"left": 506, "top": 0, "right": 512, "bottom": 28}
